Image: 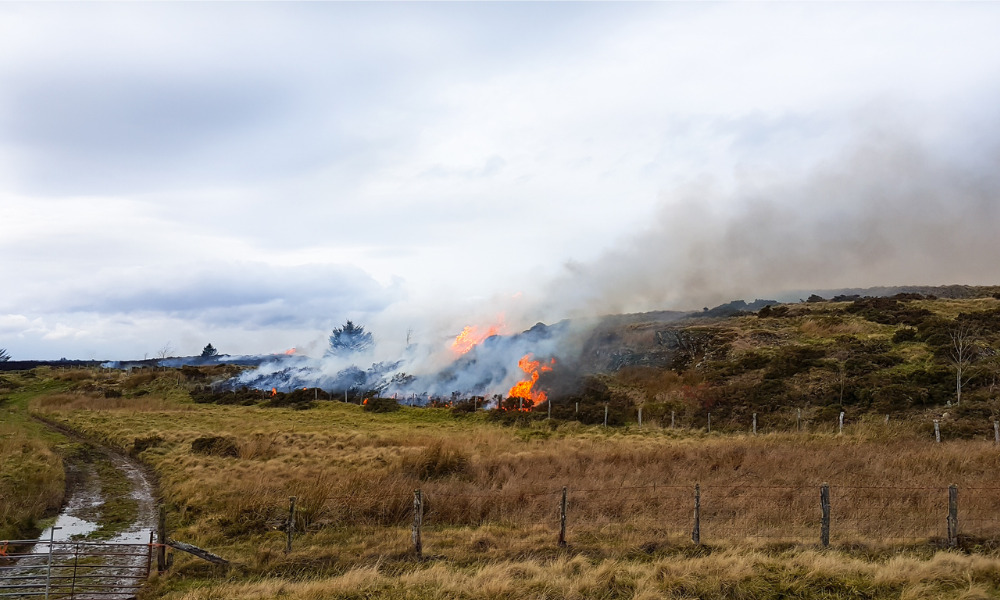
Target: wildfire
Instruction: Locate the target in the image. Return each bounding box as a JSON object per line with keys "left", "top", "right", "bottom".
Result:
{"left": 284, "top": 348, "right": 297, "bottom": 355}
{"left": 451, "top": 317, "right": 506, "bottom": 355}
{"left": 271, "top": 387, "right": 277, "bottom": 397}
{"left": 508, "top": 353, "right": 555, "bottom": 407}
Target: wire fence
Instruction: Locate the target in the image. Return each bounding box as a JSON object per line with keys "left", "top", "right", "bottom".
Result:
{"left": 274, "top": 483, "right": 1000, "bottom": 553}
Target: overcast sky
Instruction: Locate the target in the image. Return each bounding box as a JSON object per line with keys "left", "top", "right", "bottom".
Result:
{"left": 2, "top": 2, "right": 999, "bottom": 360}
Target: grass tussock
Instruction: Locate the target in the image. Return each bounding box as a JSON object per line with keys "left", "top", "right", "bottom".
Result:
{"left": 148, "top": 550, "right": 1000, "bottom": 600}
{"left": 0, "top": 424, "right": 64, "bottom": 539}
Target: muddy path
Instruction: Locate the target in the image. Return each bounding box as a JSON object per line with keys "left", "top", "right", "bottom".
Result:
{"left": 0, "top": 422, "right": 158, "bottom": 599}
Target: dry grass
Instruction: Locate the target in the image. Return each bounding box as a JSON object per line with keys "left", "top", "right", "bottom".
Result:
{"left": 32, "top": 392, "right": 190, "bottom": 412}
{"left": 33, "top": 395, "right": 1000, "bottom": 553}
{"left": 22, "top": 368, "right": 1000, "bottom": 599}
{"left": 146, "top": 549, "right": 1000, "bottom": 600}
{"left": 0, "top": 423, "right": 64, "bottom": 539}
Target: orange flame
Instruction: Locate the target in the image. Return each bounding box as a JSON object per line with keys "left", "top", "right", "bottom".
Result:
{"left": 363, "top": 398, "right": 368, "bottom": 405}
{"left": 452, "top": 317, "right": 506, "bottom": 355}
{"left": 508, "top": 354, "right": 554, "bottom": 408}
{"left": 284, "top": 348, "right": 297, "bottom": 355}
{"left": 271, "top": 387, "right": 277, "bottom": 397}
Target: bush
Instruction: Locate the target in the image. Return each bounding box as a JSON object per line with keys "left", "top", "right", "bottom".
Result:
{"left": 191, "top": 436, "right": 239, "bottom": 458}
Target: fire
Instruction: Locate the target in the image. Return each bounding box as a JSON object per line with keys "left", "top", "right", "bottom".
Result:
{"left": 284, "top": 348, "right": 297, "bottom": 355}
{"left": 451, "top": 317, "right": 506, "bottom": 355}
{"left": 271, "top": 387, "right": 277, "bottom": 397}
{"left": 508, "top": 353, "right": 555, "bottom": 407}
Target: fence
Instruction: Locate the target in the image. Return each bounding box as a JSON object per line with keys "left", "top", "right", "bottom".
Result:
{"left": 275, "top": 483, "right": 1000, "bottom": 555}
{"left": 0, "top": 531, "right": 153, "bottom": 600}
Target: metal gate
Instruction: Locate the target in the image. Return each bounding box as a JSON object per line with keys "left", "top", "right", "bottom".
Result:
{"left": 0, "top": 531, "right": 153, "bottom": 600}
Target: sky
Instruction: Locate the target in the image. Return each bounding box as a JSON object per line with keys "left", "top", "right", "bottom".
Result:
{"left": 2, "top": 2, "right": 1000, "bottom": 361}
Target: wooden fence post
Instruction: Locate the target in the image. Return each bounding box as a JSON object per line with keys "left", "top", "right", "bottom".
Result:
{"left": 412, "top": 489, "right": 423, "bottom": 558}
{"left": 994, "top": 420, "right": 999, "bottom": 445}
{"left": 603, "top": 403, "right": 608, "bottom": 427}
{"left": 547, "top": 401, "right": 551, "bottom": 420}
{"left": 797, "top": 408, "right": 802, "bottom": 432}
{"left": 692, "top": 484, "right": 701, "bottom": 545}
{"left": 575, "top": 402, "right": 579, "bottom": 414}
{"left": 820, "top": 483, "right": 830, "bottom": 548}
{"left": 285, "top": 496, "right": 296, "bottom": 554}
{"left": 934, "top": 420, "right": 941, "bottom": 443}
{"left": 638, "top": 407, "right": 642, "bottom": 429}
{"left": 752, "top": 413, "right": 757, "bottom": 436}
{"left": 157, "top": 505, "right": 167, "bottom": 572}
{"left": 671, "top": 410, "right": 675, "bottom": 429}
{"left": 838, "top": 412, "right": 845, "bottom": 435}
{"left": 558, "top": 486, "right": 568, "bottom": 548}
{"left": 707, "top": 413, "right": 711, "bottom": 434}
{"left": 948, "top": 484, "right": 958, "bottom": 548}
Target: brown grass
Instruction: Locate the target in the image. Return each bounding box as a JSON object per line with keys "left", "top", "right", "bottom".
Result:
{"left": 0, "top": 423, "right": 64, "bottom": 539}
{"left": 147, "top": 549, "right": 1000, "bottom": 600}
{"left": 22, "top": 375, "right": 1000, "bottom": 598}
{"left": 32, "top": 392, "right": 189, "bottom": 412}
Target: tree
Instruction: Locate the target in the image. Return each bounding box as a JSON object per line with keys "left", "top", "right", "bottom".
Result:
{"left": 327, "top": 320, "right": 374, "bottom": 357}
{"left": 157, "top": 342, "right": 175, "bottom": 360}
{"left": 201, "top": 343, "right": 219, "bottom": 358}
{"left": 948, "top": 324, "right": 978, "bottom": 405}
{"left": 0, "top": 348, "right": 10, "bottom": 362}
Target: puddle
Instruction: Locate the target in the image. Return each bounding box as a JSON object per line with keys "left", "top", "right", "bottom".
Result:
{"left": 0, "top": 443, "right": 158, "bottom": 598}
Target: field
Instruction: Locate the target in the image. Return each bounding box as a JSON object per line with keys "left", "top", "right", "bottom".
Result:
{"left": 7, "top": 291, "right": 1000, "bottom": 598}
{"left": 6, "top": 366, "right": 999, "bottom": 599}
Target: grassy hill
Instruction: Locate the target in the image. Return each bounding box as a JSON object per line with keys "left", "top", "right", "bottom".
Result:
{"left": 559, "top": 290, "right": 1000, "bottom": 439}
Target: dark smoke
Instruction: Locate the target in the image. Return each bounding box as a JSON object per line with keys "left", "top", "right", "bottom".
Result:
{"left": 542, "top": 131, "right": 1000, "bottom": 318}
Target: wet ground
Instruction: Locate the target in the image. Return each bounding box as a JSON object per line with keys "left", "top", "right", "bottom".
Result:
{"left": 0, "top": 444, "right": 157, "bottom": 599}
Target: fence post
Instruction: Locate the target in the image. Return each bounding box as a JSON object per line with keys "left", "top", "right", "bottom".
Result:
{"left": 157, "top": 505, "right": 167, "bottom": 572}
{"left": 146, "top": 530, "right": 154, "bottom": 577}
{"left": 692, "top": 483, "right": 701, "bottom": 545}
{"left": 797, "top": 408, "right": 802, "bottom": 432}
{"left": 752, "top": 413, "right": 757, "bottom": 436}
{"left": 638, "top": 407, "right": 642, "bottom": 428}
{"left": 820, "top": 483, "right": 830, "bottom": 548}
{"left": 575, "top": 402, "right": 578, "bottom": 414}
{"left": 44, "top": 526, "right": 58, "bottom": 600}
{"left": 948, "top": 484, "right": 958, "bottom": 548}
{"left": 994, "top": 420, "right": 999, "bottom": 445}
{"left": 285, "top": 496, "right": 297, "bottom": 554}
{"left": 603, "top": 403, "right": 609, "bottom": 426}
{"left": 412, "top": 489, "right": 423, "bottom": 558}
{"left": 838, "top": 412, "right": 845, "bottom": 435}
{"left": 70, "top": 542, "right": 80, "bottom": 599}
{"left": 707, "top": 413, "right": 711, "bottom": 434}
{"left": 558, "top": 486, "right": 568, "bottom": 548}
{"left": 934, "top": 420, "right": 941, "bottom": 443}
{"left": 671, "top": 410, "right": 675, "bottom": 429}
{"left": 548, "top": 401, "right": 551, "bottom": 420}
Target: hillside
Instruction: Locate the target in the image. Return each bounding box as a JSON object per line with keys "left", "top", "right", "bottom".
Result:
{"left": 555, "top": 287, "right": 1000, "bottom": 437}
